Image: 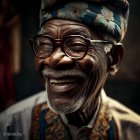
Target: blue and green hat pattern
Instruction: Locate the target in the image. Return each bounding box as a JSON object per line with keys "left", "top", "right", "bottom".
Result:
{"left": 40, "top": 0, "right": 129, "bottom": 42}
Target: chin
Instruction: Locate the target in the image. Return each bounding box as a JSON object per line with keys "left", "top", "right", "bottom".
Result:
{"left": 45, "top": 89, "right": 85, "bottom": 114}
{"left": 47, "top": 98, "right": 85, "bottom": 114}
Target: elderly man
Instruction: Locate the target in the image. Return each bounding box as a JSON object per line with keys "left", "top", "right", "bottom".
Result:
{"left": 0, "top": 0, "right": 140, "bottom": 140}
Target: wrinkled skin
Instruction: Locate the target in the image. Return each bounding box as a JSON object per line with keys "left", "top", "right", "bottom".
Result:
{"left": 35, "top": 19, "right": 123, "bottom": 127}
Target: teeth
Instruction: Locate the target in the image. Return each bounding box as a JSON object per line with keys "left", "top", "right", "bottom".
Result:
{"left": 50, "top": 78, "right": 76, "bottom": 85}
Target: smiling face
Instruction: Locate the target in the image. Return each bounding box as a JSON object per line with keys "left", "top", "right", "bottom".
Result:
{"left": 35, "top": 19, "right": 109, "bottom": 114}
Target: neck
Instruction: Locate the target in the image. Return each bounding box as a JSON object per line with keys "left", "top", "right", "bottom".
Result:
{"left": 65, "top": 93, "right": 101, "bottom": 128}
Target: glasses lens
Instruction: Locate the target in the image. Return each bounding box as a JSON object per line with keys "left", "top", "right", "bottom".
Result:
{"left": 64, "top": 36, "right": 87, "bottom": 59}
{"left": 33, "top": 36, "right": 53, "bottom": 58}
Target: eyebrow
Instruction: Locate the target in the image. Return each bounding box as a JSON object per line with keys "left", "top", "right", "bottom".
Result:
{"left": 37, "top": 29, "right": 55, "bottom": 37}
{"left": 37, "top": 29, "right": 90, "bottom": 39}
{"left": 63, "top": 29, "right": 91, "bottom": 38}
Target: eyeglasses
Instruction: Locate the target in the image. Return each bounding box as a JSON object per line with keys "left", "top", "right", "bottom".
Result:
{"left": 30, "top": 34, "right": 113, "bottom": 59}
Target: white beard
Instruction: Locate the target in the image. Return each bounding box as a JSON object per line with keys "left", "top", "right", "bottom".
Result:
{"left": 45, "top": 83, "right": 85, "bottom": 114}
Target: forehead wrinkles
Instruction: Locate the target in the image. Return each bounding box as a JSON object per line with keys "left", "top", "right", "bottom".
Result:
{"left": 41, "top": 24, "right": 60, "bottom": 37}
{"left": 42, "top": 22, "right": 91, "bottom": 38}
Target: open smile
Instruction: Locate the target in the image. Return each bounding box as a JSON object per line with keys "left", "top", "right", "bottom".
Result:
{"left": 47, "top": 76, "right": 83, "bottom": 93}
{"left": 50, "top": 78, "right": 77, "bottom": 85}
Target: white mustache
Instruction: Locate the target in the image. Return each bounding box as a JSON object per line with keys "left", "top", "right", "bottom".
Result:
{"left": 42, "top": 67, "right": 87, "bottom": 79}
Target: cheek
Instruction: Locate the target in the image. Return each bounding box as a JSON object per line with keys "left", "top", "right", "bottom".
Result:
{"left": 77, "top": 52, "right": 108, "bottom": 75}
{"left": 34, "top": 57, "right": 44, "bottom": 75}
{"left": 78, "top": 56, "right": 95, "bottom": 74}
{"left": 34, "top": 57, "right": 40, "bottom": 70}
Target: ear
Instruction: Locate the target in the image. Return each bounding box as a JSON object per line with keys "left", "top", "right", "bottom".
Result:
{"left": 108, "top": 43, "right": 124, "bottom": 75}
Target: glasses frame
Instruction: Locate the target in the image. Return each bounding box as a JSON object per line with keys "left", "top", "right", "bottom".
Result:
{"left": 30, "top": 34, "right": 113, "bottom": 59}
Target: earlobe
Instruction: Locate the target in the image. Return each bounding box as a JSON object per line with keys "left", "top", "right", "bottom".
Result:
{"left": 108, "top": 43, "right": 124, "bottom": 75}
{"left": 109, "top": 65, "right": 118, "bottom": 75}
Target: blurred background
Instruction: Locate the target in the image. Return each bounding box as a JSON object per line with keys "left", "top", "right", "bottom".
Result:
{"left": 0, "top": 0, "right": 140, "bottom": 113}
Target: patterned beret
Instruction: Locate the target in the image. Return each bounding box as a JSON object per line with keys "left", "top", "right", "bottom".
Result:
{"left": 40, "top": 0, "right": 129, "bottom": 42}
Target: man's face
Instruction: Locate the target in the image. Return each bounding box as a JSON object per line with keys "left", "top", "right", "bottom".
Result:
{"left": 35, "top": 19, "right": 108, "bottom": 114}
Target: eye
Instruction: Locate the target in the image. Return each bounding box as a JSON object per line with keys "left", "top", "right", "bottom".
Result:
{"left": 39, "top": 42, "right": 52, "bottom": 52}
{"left": 64, "top": 37, "right": 87, "bottom": 51}
{"left": 38, "top": 37, "right": 52, "bottom": 46}
{"left": 70, "top": 43, "right": 86, "bottom": 52}
{"left": 34, "top": 37, "right": 53, "bottom": 56}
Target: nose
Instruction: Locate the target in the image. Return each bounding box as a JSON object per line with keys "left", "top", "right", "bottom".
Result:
{"left": 43, "top": 47, "right": 74, "bottom": 70}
